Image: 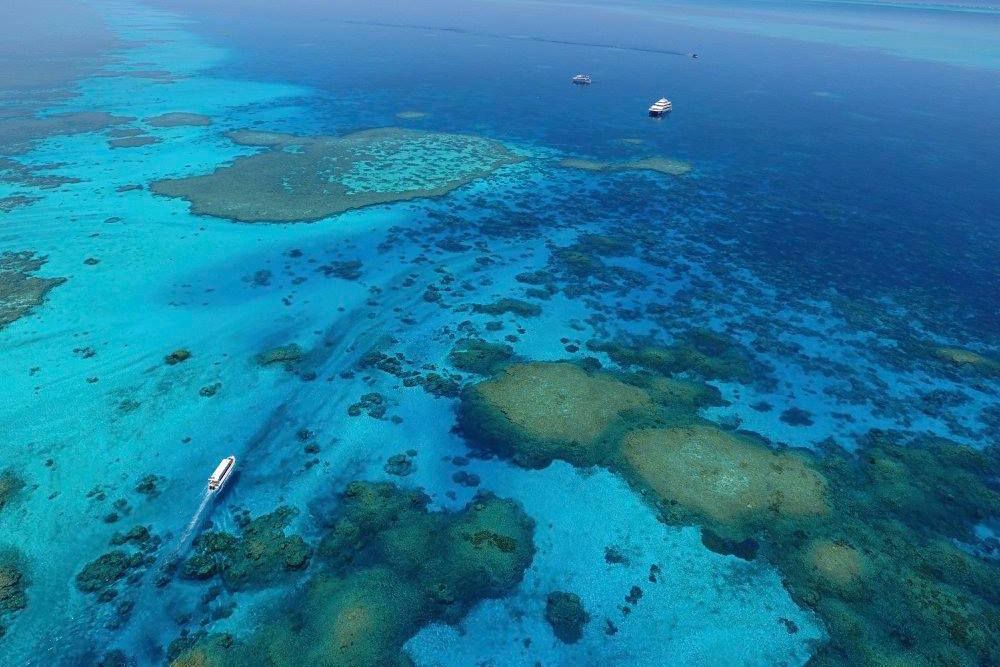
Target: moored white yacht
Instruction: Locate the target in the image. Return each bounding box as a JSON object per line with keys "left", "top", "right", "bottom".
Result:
{"left": 208, "top": 456, "right": 236, "bottom": 492}
{"left": 648, "top": 97, "right": 672, "bottom": 116}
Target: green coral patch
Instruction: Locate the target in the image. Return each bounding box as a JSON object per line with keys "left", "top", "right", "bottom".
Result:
{"left": 449, "top": 338, "right": 515, "bottom": 376}
{"left": 0, "top": 251, "right": 66, "bottom": 330}
{"left": 459, "top": 362, "right": 657, "bottom": 468}
{"left": 181, "top": 506, "right": 311, "bottom": 590}
{"left": 560, "top": 156, "right": 692, "bottom": 176}
{"left": 621, "top": 425, "right": 829, "bottom": 534}
{"left": 151, "top": 127, "right": 523, "bottom": 222}
{"left": 0, "top": 549, "right": 29, "bottom": 633}
{"left": 170, "top": 482, "right": 535, "bottom": 667}
{"left": 456, "top": 358, "right": 1000, "bottom": 665}
{"left": 589, "top": 330, "right": 755, "bottom": 382}
{"left": 0, "top": 470, "right": 26, "bottom": 513}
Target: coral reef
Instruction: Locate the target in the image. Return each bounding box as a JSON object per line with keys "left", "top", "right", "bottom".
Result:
{"left": 75, "top": 550, "right": 143, "bottom": 594}
{"left": 448, "top": 338, "right": 514, "bottom": 375}
{"left": 0, "top": 470, "right": 26, "bottom": 513}
{"left": 145, "top": 112, "right": 212, "bottom": 127}
{"left": 164, "top": 349, "right": 192, "bottom": 365}
{"left": 181, "top": 506, "right": 311, "bottom": 590}
{"left": 255, "top": 344, "right": 303, "bottom": 370}
{"left": 0, "top": 549, "right": 29, "bottom": 636}
{"left": 457, "top": 359, "right": 1000, "bottom": 665}
{"left": 621, "top": 426, "right": 828, "bottom": 536}
{"left": 151, "top": 128, "right": 523, "bottom": 222}
{"left": 0, "top": 251, "right": 66, "bottom": 330}
{"left": 458, "top": 362, "right": 657, "bottom": 468}
{"left": 588, "top": 330, "right": 755, "bottom": 383}
{"left": 108, "top": 135, "right": 159, "bottom": 149}
{"left": 0, "top": 195, "right": 39, "bottom": 213}
{"left": 934, "top": 346, "right": 1000, "bottom": 376}
{"left": 559, "top": 156, "right": 692, "bottom": 176}
{"left": 545, "top": 591, "right": 590, "bottom": 643}
{"left": 169, "top": 482, "right": 535, "bottom": 666}
{"left": 472, "top": 298, "right": 541, "bottom": 318}
{"left": 0, "top": 111, "right": 131, "bottom": 154}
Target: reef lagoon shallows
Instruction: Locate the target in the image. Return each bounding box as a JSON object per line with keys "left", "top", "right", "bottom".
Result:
{"left": 1, "top": 0, "right": 998, "bottom": 665}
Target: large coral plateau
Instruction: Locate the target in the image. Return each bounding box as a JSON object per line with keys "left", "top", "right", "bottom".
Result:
{"left": 458, "top": 362, "right": 661, "bottom": 468}
{"left": 168, "top": 482, "right": 535, "bottom": 666}
{"left": 621, "top": 425, "right": 828, "bottom": 535}
{"left": 151, "top": 128, "right": 523, "bottom": 222}
{"left": 457, "top": 357, "right": 1000, "bottom": 666}
{"left": 0, "top": 251, "right": 66, "bottom": 329}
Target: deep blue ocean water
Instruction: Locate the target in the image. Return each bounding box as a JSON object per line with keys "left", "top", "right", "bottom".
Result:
{"left": 1, "top": 1, "right": 998, "bottom": 665}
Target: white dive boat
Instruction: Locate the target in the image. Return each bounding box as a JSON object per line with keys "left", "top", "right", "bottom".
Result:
{"left": 648, "top": 97, "right": 673, "bottom": 116}
{"left": 208, "top": 456, "right": 236, "bottom": 492}
{"left": 572, "top": 74, "right": 592, "bottom": 85}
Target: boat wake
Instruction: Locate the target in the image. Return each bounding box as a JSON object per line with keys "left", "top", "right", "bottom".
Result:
{"left": 174, "top": 489, "right": 213, "bottom": 556}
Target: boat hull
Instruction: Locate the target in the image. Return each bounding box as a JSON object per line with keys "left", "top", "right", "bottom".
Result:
{"left": 208, "top": 455, "right": 236, "bottom": 492}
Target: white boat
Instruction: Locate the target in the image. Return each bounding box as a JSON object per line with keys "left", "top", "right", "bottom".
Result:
{"left": 648, "top": 97, "right": 673, "bottom": 116}
{"left": 208, "top": 456, "right": 236, "bottom": 492}
{"left": 572, "top": 74, "right": 592, "bottom": 85}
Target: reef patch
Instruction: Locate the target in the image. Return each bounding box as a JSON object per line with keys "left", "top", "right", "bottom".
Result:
{"left": 0, "top": 111, "right": 132, "bottom": 154}
{"left": 458, "top": 361, "right": 1000, "bottom": 665}
{"left": 0, "top": 549, "right": 29, "bottom": 638}
{"left": 458, "top": 362, "right": 657, "bottom": 468}
{"left": 0, "top": 251, "right": 66, "bottom": 330}
{"left": 545, "top": 590, "right": 590, "bottom": 643}
{"left": 169, "top": 481, "right": 535, "bottom": 666}
{"left": 151, "top": 127, "right": 523, "bottom": 222}
{"left": 621, "top": 425, "right": 829, "bottom": 534}
{"left": 0, "top": 470, "right": 26, "bottom": 513}
{"left": 145, "top": 112, "right": 212, "bottom": 127}
{"left": 560, "top": 156, "right": 692, "bottom": 177}
{"left": 180, "top": 506, "right": 310, "bottom": 590}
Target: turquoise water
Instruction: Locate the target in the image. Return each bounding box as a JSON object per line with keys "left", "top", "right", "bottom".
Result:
{"left": 1, "top": 1, "right": 998, "bottom": 665}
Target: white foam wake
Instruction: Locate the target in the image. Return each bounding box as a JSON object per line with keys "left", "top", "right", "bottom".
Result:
{"left": 174, "top": 488, "right": 213, "bottom": 555}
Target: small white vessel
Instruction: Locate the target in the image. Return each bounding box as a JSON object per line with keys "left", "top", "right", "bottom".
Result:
{"left": 572, "top": 74, "right": 592, "bottom": 85}
{"left": 208, "top": 456, "right": 236, "bottom": 492}
{"left": 648, "top": 97, "right": 673, "bottom": 116}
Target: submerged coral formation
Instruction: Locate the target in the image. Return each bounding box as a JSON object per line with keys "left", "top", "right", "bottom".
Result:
{"left": 145, "top": 112, "right": 212, "bottom": 127}
{"left": 621, "top": 426, "right": 828, "bottom": 535}
{"left": 458, "top": 362, "right": 657, "bottom": 468}
{"left": 934, "top": 346, "right": 1000, "bottom": 376}
{"left": 457, "top": 356, "right": 1000, "bottom": 666}
{"left": 151, "top": 128, "right": 523, "bottom": 222}
{"left": 448, "top": 338, "right": 514, "bottom": 376}
{"left": 181, "top": 506, "right": 310, "bottom": 590}
{"left": 169, "top": 482, "right": 535, "bottom": 666}
{"left": 0, "top": 251, "right": 66, "bottom": 330}
{"left": 560, "top": 156, "right": 692, "bottom": 176}
{"left": 0, "top": 111, "right": 131, "bottom": 154}
{"left": 545, "top": 591, "right": 590, "bottom": 644}
{"left": 589, "top": 330, "right": 755, "bottom": 383}
{"left": 0, "top": 471, "right": 26, "bottom": 514}
{"left": 0, "top": 549, "right": 29, "bottom": 637}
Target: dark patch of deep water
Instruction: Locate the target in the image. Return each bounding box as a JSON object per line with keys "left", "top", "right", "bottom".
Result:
{"left": 1, "top": 0, "right": 998, "bottom": 666}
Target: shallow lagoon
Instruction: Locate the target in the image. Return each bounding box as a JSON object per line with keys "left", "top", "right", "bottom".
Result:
{"left": 0, "top": 0, "right": 997, "bottom": 665}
